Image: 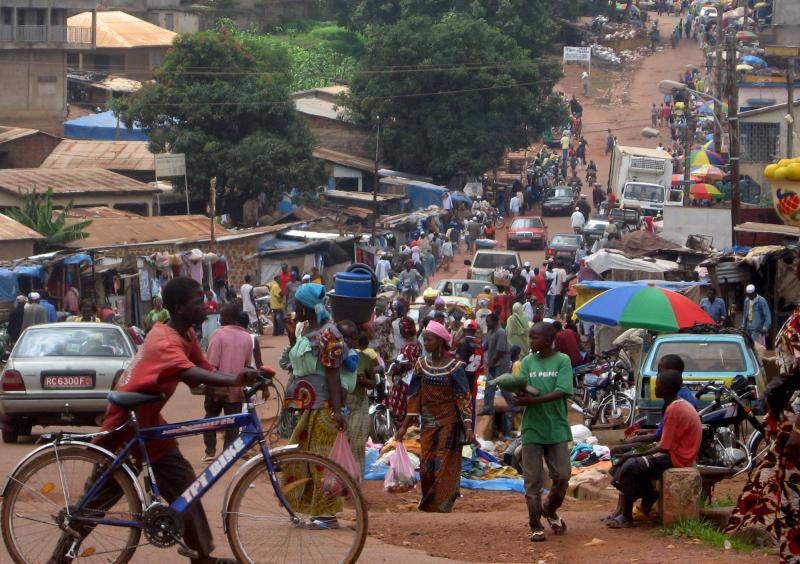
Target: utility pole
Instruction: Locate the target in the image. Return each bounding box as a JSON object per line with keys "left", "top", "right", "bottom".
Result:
{"left": 371, "top": 116, "right": 381, "bottom": 237}
{"left": 789, "top": 69, "right": 795, "bottom": 156}
{"left": 209, "top": 177, "right": 216, "bottom": 244}
{"left": 726, "top": 33, "right": 741, "bottom": 244}
{"left": 714, "top": 5, "right": 724, "bottom": 153}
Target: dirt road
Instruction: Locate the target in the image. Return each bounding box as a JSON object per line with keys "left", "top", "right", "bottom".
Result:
{"left": 0, "top": 14, "right": 767, "bottom": 564}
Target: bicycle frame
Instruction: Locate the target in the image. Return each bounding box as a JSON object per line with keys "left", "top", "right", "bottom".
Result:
{"left": 67, "top": 403, "right": 295, "bottom": 529}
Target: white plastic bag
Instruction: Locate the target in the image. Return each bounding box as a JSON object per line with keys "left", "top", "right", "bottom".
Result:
{"left": 384, "top": 443, "right": 417, "bottom": 493}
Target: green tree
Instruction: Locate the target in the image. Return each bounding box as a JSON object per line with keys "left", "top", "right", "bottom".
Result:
{"left": 113, "top": 31, "right": 323, "bottom": 212}
{"left": 343, "top": 13, "right": 566, "bottom": 181}
{"left": 4, "top": 188, "right": 92, "bottom": 252}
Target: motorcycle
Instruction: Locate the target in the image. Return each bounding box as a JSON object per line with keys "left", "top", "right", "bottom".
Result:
{"left": 253, "top": 295, "right": 272, "bottom": 332}
{"left": 370, "top": 355, "right": 408, "bottom": 443}
{"left": 694, "top": 376, "right": 767, "bottom": 500}
{"left": 571, "top": 348, "right": 635, "bottom": 429}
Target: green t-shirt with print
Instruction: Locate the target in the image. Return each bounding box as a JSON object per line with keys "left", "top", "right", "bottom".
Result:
{"left": 519, "top": 351, "right": 573, "bottom": 445}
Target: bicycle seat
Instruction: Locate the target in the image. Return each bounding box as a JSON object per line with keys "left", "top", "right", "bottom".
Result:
{"left": 108, "top": 391, "right": 166, "bottom": 409}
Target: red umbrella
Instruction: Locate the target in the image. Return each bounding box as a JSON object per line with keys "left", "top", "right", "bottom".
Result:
{"left": 671, "top": 174, "right": 701, "bottom": 185}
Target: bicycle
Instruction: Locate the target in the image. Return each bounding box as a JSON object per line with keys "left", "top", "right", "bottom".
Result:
{"left": 0, "top": 372, "right": 368, "bottom": 563}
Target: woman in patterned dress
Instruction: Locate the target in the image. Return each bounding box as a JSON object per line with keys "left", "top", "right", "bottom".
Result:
{"left": 283, "top": 283, "right": 346, "bottom": 522}
{"left": 394, "top": 320, "right": 473, "bottom": 513}
{"left": 726, "top": 289, "right": 800, "bottom": 561}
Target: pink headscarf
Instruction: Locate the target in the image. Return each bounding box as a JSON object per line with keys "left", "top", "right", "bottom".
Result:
{"left": 424, "top": 320, "right": 452, "bottom": 347}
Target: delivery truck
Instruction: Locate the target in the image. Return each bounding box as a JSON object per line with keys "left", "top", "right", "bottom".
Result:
{"left": 608, "top": 145, "right": 682, "bottom": 216}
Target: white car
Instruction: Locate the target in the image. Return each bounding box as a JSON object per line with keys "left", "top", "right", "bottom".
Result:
{"left": 433, "top": 279, "right": 498, "bottom": 299}
{"left": 0, "top": 323, "right": 136, "bottom": 443}
{"left": 465, "top": 250, "right": 521, "bottom": 282}
{"left": 699, "top": 6, "right": 717, "bottom": 23}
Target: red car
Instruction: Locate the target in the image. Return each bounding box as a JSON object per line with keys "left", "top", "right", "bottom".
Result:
{"left": 506, "top": 216, "right": 548, "bottom": 250}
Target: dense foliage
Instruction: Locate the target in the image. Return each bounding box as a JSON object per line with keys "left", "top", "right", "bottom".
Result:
{"left": 4, "top": 188, "right": 92, "bottom": 252}
{"left": 113, "top": 31, "right": 322, "bottom": 209}
{"left": 343, "top": 13, "right": 566, "bottom": 181}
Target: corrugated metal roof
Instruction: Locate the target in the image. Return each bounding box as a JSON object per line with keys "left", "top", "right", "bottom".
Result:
{"left": 61, "top": 206, "right": 139, "bottom": 219}
{"left": 0, "top": 214, "right": 44, "bottom": 241}
{"left": 294, "top": 97, "right": 342, "bottom": 120}
{"left": 312, "top": 147, "right": 387, "bottom": 172}
{"left": 0, "top": 168, "right": 160, "bottom": 196}
{"left": 0, "top": 126, "right": 56, "bottom": 144}
{"left": 41, "top": 140, "right": 154, "bottom": 172}
{"left": 68, "top": 11, "right": 176, "bottom": 49}
{"left": 65, "top": 214, "right": 231, "bottom": 249}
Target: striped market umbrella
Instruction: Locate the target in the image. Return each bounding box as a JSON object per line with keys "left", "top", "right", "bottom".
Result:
{"left": 737, "top": 30, "right": 758, "bottom": 41}
{"left": 575, "top": 285, "right": 715, "bottom": 332}
{"left": 689, "top": 183, "right": 722, "bottom": 200}
{"left": 690, "top": 147, "right": 725, "bottom": 166}
{"left": 691, "top": 164, "right": 725, "bottom": 180}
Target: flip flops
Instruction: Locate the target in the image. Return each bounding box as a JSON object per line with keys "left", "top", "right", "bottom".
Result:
{"left": 606, "top": 515, "right": 633, "bottom": 529}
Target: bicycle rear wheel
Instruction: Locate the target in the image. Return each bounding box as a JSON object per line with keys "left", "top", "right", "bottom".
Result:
{"left": 1, "top": 445, "right": 143, "bottom": 564}
{"left": 225, "top": 450, "right": 367, "bottom": 564}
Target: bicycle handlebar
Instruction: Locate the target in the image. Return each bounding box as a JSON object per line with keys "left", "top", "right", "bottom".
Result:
{"left": 244, "top": 366, "right": 275, "bottom": 400}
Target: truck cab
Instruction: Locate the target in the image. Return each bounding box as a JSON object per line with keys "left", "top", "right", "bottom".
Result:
{"left": 637, "top": 333, "right": 766, "bottom": 427}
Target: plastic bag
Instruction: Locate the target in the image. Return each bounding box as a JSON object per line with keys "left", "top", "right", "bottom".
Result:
{"left": 384, "top": 442, "right": 417, "bottom": 494}
{"left": 322, "top": 431, "right": 361, "bottom": 497}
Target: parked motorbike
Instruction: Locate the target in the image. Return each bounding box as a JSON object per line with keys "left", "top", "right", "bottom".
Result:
{"left": 694, "top": 376, "right": 766, "bottom": 499}
{"left": 253, "top": 295, "right": 272, "bottom": 332}
{"left": 370, "top": 356, "right": 405, "bottom": 443}
{"left": 571, "top": 347, "right": 635, "bottom": 428}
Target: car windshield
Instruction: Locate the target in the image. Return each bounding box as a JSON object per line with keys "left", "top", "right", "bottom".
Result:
{"left": 547, "top": 188, "right": 573, "bottom": 199}
{"left": 622, "top": 183, "right": 664, "bottom": 203}
{"left": 586, "top": 220, "right": 608, "bottom": 229}
{"left": 650, "top": 342, "right": 747, "bottom": 373}
{"left": 15, "top": 327, "right": 131, "bottom": 358}
{"left": 551, "top": 235, "right": 582, "bottom": 246}
{"left": 511, "top": 218, "right": 543, "bottom": 229}
{"left": 473, "top": 253, "right": 519, "bottom": 269}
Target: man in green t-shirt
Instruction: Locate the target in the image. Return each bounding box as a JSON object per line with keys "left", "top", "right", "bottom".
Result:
{"left": 514, "top": 322, "right": 573, "bottom": 542}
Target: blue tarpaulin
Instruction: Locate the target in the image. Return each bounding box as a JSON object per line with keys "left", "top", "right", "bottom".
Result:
{"left": 0, "top": 265, "right": 47, "bottom": 301}
{"left": 63, "top": 253, "right": 92, "bottom": 266}
{"left": 405, "top": 181, "right": 448, "bottom": 211}
{"left": 64, "top": 111, "right": 148, "bottom": 141}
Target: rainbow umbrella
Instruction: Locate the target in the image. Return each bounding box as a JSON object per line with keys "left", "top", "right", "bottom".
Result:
{"left": 689, "top": 183, "right": 723, "bottom": 200}
{"left": 737, "top": 30, "right": 758, "bottom": 41}
{"left": 692, "top": 164, "right": 725, "bottom": 180}
{"left": 691, "top": 147, "right": 725, "bottom": 166}
{"left": 575, "top": 285, "right": 715, "bottom": 332}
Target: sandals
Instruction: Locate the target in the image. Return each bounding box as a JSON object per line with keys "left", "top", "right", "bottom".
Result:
{"left": 606, "top": 515, "right": 633, "bottom": 529}
{"left": 542, "top": 509, "right": 567, "bottom": 535}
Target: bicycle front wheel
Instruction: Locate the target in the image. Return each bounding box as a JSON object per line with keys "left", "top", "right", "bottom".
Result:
{"left": 1, "top": 445, "right": 143, "bottom": 564}
{"left": 225, "top": 449, "right": 367, "bottom": 564}
{"left": 597, "top": 392, "right": 634, "bottom": 428}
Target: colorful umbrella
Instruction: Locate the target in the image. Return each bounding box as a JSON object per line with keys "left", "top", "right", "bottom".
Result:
{"left": 692, "top": 164, "right": 725, "bottom": 180}
{"left": 671, "top": 174, "right": 701, "bottom": 185}
{"left": 691, "top": 148, "right": 725, "bottom": 166}
{"left": 574, "top": 286, "right": 715, "bottom": 332}
{"left": 737, "top": 30, "right": 758, "bottom": 41}
{"left": 736, "top": 64, "right": 754, "bottom": 71}
{"left": 689, "top": 183, "right": 723, "bottom": 200}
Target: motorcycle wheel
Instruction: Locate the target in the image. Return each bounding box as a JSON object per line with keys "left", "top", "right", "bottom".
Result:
{"left": 746, "top": 430, "right": 766, "bottom": 466}
{"left": 494, "top": 215, "right": 506, "bottom": 229}
{"left": 596, "top": 392, "right": 634, "bottom": 428}
{"left": 370, "top": 409, "right": 395, "bottom": 444}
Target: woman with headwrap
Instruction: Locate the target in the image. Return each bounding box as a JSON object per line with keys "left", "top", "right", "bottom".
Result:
{"left": 388, "top": 316, "right": 419, "bottom": 426}
{"left": 283, "top": 283, "right": 346, "bottom": 523}
{"left": 395, "top": 321, "right": 473, "bottom": 513}
{"left": 506, "top": 302, "right": 531, "bottom": 356}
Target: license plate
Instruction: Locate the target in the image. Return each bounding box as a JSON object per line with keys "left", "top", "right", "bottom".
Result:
{"left": 686, "top": 381, "right": 723, "bottom": 392}
{"left": 43, "top": 375, "right": 94, "bottom": 389}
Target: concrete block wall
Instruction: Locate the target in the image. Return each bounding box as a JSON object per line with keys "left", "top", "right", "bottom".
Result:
{"left": 0, "top": 133, "right": 61, "bottom": 168}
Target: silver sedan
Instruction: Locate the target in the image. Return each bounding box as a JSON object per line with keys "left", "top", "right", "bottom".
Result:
{"left": 0, "top": 322, "right": 136, "bottom": 443}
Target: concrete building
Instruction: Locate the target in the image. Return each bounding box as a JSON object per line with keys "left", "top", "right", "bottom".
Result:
{"left": 0, "top": 167, "right": 161, "bottom": 215}
{"left": 67, "top": 11, "right": 175, "bottom": 80}
{"left": 293, "top": 86, "right": 372, "bottom": 159}
{"left": 738, "top": 99, "right": 800, "bottom": 191}
{"left": 0, "top": 127, "right": 62, "bottom": 168}
{"left": 0, "top": 0, "right": 97, "bottom": 133}
{"left": 768, "top": 0, "right": 800, "bottom": 46}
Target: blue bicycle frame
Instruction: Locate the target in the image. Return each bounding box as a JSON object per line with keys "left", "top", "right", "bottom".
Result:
{"left": 68, "top": 406, "right": 294, "bottom": 529}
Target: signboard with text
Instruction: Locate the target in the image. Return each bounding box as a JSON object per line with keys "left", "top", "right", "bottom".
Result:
{"left": 154, "top": 153, "right": 186, "bottom": 178}
{"left": 563, "top": 46, "right": 591, "bottom": 63}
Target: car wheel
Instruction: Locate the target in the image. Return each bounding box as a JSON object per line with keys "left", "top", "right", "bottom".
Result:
{"left": 18, "top": 422, "right": 32, "bottom": 437}
{"left": 2, "top": 426, "right": 19, "bottom": 444}
{"left": 507, "top": 241, "right": 514, "bottom": 250}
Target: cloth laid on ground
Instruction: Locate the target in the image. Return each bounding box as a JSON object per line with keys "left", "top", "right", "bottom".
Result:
{"left": 379, "top": 437, "right": 422, "bottom": 457}
{"left": 570, "top": 442, "right": 611, "bottom": 467}
{"left": 568, "top": 468, "right": 612, "bottom": 491}
{"left": 570, "top": 460, "right": 613, "bottom": 477}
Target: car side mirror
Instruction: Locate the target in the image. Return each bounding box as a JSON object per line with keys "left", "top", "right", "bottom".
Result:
{"left": 464, "top": 260, "right": 471, "bottom": 266}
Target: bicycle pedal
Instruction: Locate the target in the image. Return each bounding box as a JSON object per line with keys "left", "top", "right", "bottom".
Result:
{"left": 177, "top": 546, "right": 200, "bottom": 559}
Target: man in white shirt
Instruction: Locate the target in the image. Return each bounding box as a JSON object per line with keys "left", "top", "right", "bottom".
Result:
{"left": 241, "top": 275, "right": 256, "bottom": 324}
{"left": 375, "top": 253, "right": 391, "bottom": 283}
{"left": 570, "top": 207, "right": 586, "bottom": 232}
{"left": 546, "top": 265, "right": 567, "bottom": 317}
{"left": 521, "top": 261, "right": 533, "bottom": 285}
{"left": 581, "top": 70, "right": 590, "bottom": 96}
{"left": 442, "top": 191, "right": 453, "bottom": 212}
{"left": 509, "top": 193, "right": 521, "bottom": 217}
